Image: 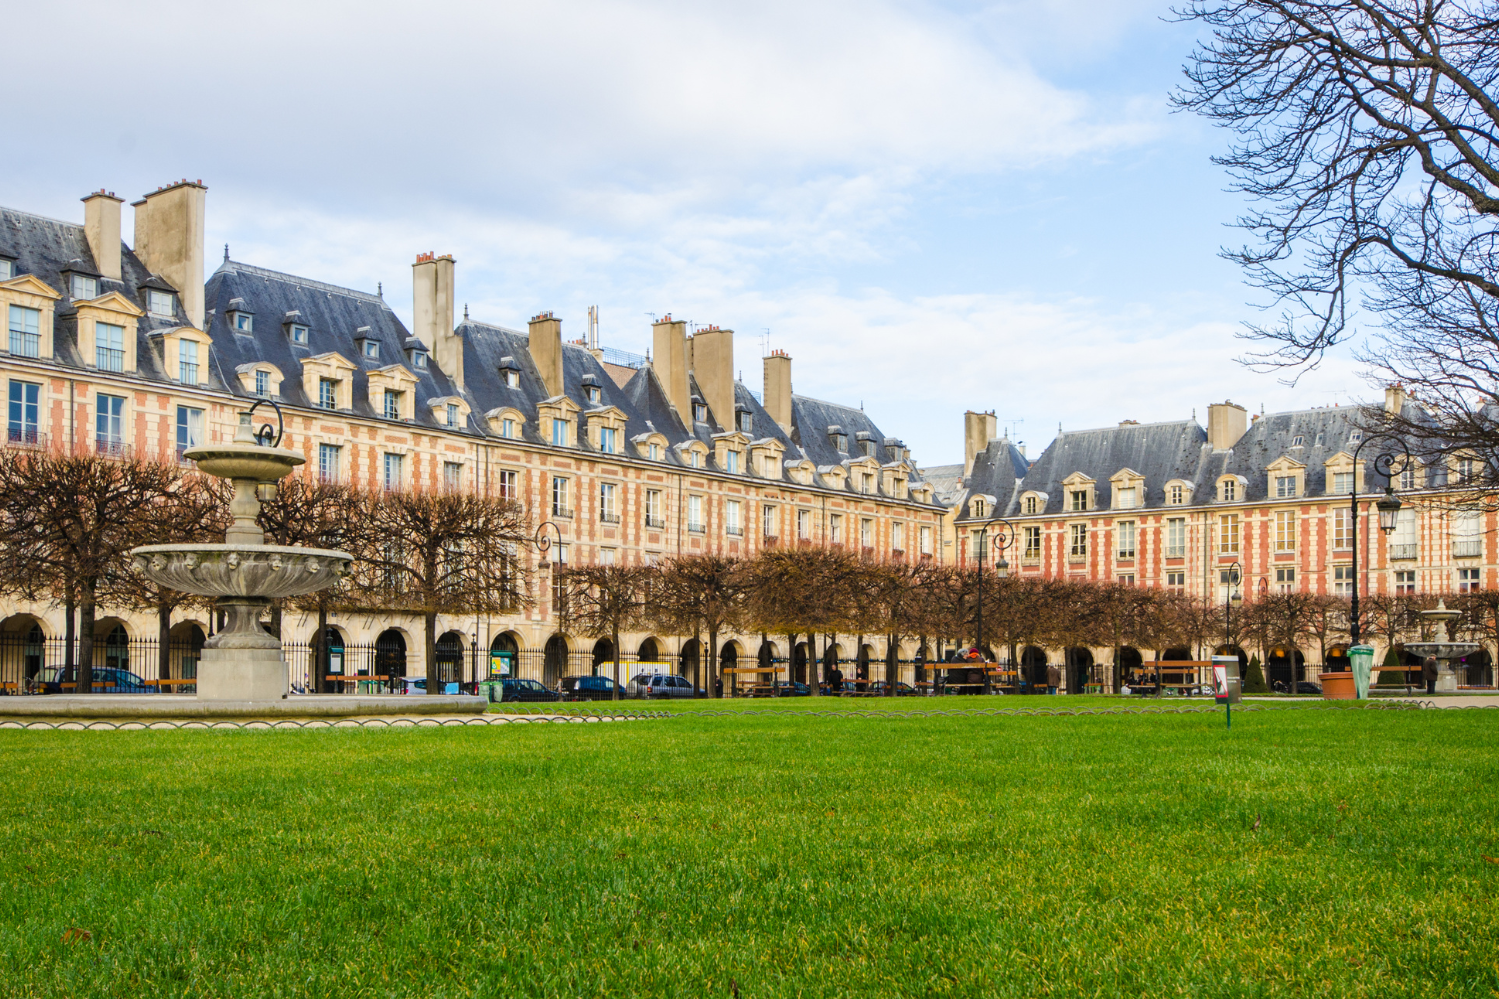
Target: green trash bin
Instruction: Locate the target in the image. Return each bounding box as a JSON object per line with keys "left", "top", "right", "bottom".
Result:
{"left": 1349, "top": 644, "right": 1375, "bottom": 700}
{"left": 477, "top": 680, "right": 503, "bottom": 704}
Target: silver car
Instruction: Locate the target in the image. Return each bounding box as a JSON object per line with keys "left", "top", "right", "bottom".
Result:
{"left": 628, "top": 673, "right": 698, "bottom": 699}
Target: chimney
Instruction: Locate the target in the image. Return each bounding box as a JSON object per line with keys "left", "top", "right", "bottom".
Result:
{"left": 411, "top": 253, "right": 462, "bottom": 388}
{"left": 651, "top": 316, "right": 691, "bottom": 424}
{"left": 964, "top": 410, "right": 997, "bottom": 477}
{"left": 528, "top": 311, "right": 564, "bottom": 398}
{"left": 81, "top": 190, "right": 123, "bottom": 280}
{"left": 1206, "top": 401, "right": 1248, "bottom": 451}
{"left": 763, "top": 349, "right": 792, "bottom": 433}
{"left": 690, "top": 325, "right": 734, "bottom": 431}
{"left": 131, "top": 179, "right": 207, "bottom": 328}
{"left": 1385, "top": 383, "right": 1407, "bottom": 415}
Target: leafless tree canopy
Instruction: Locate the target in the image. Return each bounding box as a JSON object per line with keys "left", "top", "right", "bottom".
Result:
{"left": 1175, "top": 2, "right": 1499, "bottom": 452}
{"left": 557, "top": 563, "right": 654, "bottom": 699}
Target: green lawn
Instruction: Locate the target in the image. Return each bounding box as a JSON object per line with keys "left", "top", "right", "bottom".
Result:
{"left": 2, "top": 707, "right": 1496, "bottom": 997}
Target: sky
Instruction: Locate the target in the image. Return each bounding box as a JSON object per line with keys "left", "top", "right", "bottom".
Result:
{"left": 2, "top": 0, "right": 1373, "bottom": 466}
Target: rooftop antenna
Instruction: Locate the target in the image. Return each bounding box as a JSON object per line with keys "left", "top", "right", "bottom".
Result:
{"left": 645, "top": 312, "right": 657, "bottom": 323}
{"left": 761, "top": 329, "right": 771, "bottom": 357}
{"left": 1004, "top": 418, "right": 1024, "bottom": 440}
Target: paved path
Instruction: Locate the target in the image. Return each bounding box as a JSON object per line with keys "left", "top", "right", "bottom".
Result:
{"left": 0, "top": 711, "right": 667, "bottom": 731}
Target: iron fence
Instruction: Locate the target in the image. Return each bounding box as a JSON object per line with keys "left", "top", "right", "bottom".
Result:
{"left": 0, "top": 635, "right": 204, "bottom": 693}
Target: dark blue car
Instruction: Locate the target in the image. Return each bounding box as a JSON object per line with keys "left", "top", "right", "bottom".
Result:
{"left": 36, "top": 666, "right": 156, "bottom": 694}
{"left": 559, "top": 675, "right": 627, "bottom": 701}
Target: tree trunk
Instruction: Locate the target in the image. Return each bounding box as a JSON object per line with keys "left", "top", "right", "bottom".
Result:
{"left": 708, "top": 625, "right": 720, "bottom": 699}
{"left": 314, "top": 600, "right": 329, "bottom": 694}
{"left": 157, "top": 603, "right": 171, "bottom": 681}
{"left": 886, "top": 633, "right": 897, "bottom": 695}
{"left": 787, "top": 632, "right": 797, "bottom": 690}
{"left": 63, "top": 579, "right": 76, "bottom": 683}
{"left": 425, "top": 610, "right": 440, "bottom": 694}
{"left": 808, "top": 631, "right": 819, "bottom": 697}
{"left": 612, "top": 624, "right": 621, "bottom": 701}
{"left": 77, "top": 578, "right": 96, "bottom": 695}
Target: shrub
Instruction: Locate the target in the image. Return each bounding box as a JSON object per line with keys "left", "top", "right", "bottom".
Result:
{"left": 1377, "top": 646, "right": 1406, "bottom": 686}
{"left": 1242, "top": 654, "right": 1269, "bottom": 693}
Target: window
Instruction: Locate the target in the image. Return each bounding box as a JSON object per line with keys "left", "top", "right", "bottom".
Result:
{"left": 551, "top": 477, "right": 570, "bottom": 517}
{"left": 1453, "top": 508, "right": 1481, "bottom": 557}
{"left": 859, "top": 518, "right": 872, "bottom": 548}
{"left": 892, "top": 521, "right": 904, "bottom": 551}
{"left": 1117, "top": 521, "right": 1136, "bottom": 559}
{"left": 1334, "top": 507, "right": 1353, "bottom": 549}
{"left": 644, "top": 489, "right": 664, "bottom": 528}
{"left": 1219, "top": 514, "right": 1240, "bottom": 555}
{"left": 689, "top": 450, "right": 702, "bottom": 469}
{"left": 1333, "top": 471, "right": 1354, "bottom": 494}
{"left": 290, "top": 324, "right": 308, "bottom": 345}
{"left": 8, "top": 305, "right": 40, "bottom": 357}
{"left": 599, "top": 426, "right": 616, "bottom": 454}
{"left": 319, "top": 378, "right": 337, "bottom": 410}
{"left": 798, "top": 509, "right": 812, "bottom": 540}
{"left": 95, "top": 322, "right": 124, "bottom": 372}
{"left": 1291, "top": 435, "right": 1304, "bottom": 447}
{"left": 446, "top": 403, "right": 460, "bottom": 428}
{"left": 1399, "top": 466, "right": 1416, "bottom": 490}
{"left": 1219, "top": 568, "right": 1240, "bottom": 602}
{"left": 1069, "top": 523, "right": 1087, "bottom": 558}
{"left": 1333, "top": 565, "right": 1353, "bottom": 596}
{"left": 1395, "top": 569, "right": 1416, "bottom": 594}
{"left": 648, "top": 442, "right": 660, "bottom": 461}
{"left": 830, "top": 514, "right": 843, "bottom": 543}
{"left": 860, "top": 439, "right": 874, "bottom": 457}
{"left": 1349, "top": 429, "right": 1363, "bottom": 443}
{"left": 1457, "top": 457, "right": 1476, "bottom": 484}
{"left": 1221, "top": 478, "right": 1237, "bottom": 502}
{"left": 726, "top": 449, "right": 742, "bottom": 473}
{"left": 178, "top": 340, "right": 199, "bottom": 384}
{"left": 1069, "top": 490, "right": 1088, "bottom": 512}
{"left": 973, "top": 499, "right": 986, "bottom": 518}
{"left": 1116, "top": 487, "right": 1137, "bottom": 509}
{"left": 318, "top": 443, "right": 341, "bottom": 483}
{"left": 1275, "top": 475, "right": 1297, "bottom": 498}
{"left": 1459, "top": 567, "right": 1481, "bottom": 593}
{"left": 383, "top": 390, "right": 400, "bottom": 420}
{"left": 234, "top": 312, "right": 253, "bottom": 333}
{"left": 919, "top": 525, "right": 933, "bottom": 555}
{"left": 1024, "top": 525, "right": 1041, "bottom": 559}
{"left": 71, "top": 274, "right": 97, "bottom": 300}
{"left": 1166, "top": 571, "right": 1185, "bottom": 588}
{"left": 688, "top": 495, "right": 704, "bottom": 532}
{"left": 727, "top": 500, "right": 743, "bottom": 536}
{"left": 254, "top": 369, "right": 270, "bottom": 397}
{"left": 1390, "top": 508, "right": 1417, "bottom": 559}
{"left": 833, "top": 433, "right": 847, "bottom": 452}
{"left": 443, "top": 462, "right": 462, "bottom": 492}
{"left": 738, "top": 412, "right": 753, "bottom": 434}
{"left": 7, "top": 381, "right": 39, "bottom": 443}
{"left": 0, "top": 259, "right": 11, "bottom": 279}
{"left": 498, "top": 469, "right": 517, "bottom": 501}
{"left": 1315, "top": 433, "right": 1325, "bottom": 446}
{"left": 694, "top": 403, "right": 707, "bottom": 423}
{"left": 383, "top": 453, "right": 404, "bottom": 491}
{"left": 1275, "top": 567, "right": 1295, "bottom": 592}
{"left": 762, "top": 504, "right": 776, "bottom": 537}
{"left": 1024, "top": 495, "right": 1039, "bottom": 514}
{"left": 1275, "top": 510, "right": 1296, "bottom": 552}
{"left": 551, "top": 418, "right": 568, "bottom": 446}
{"left": 599, "top": 482, "right": 619, "bottom": 523}
{"left": 175, "top": 406, "right": 202, "bottom": 459}
{"left": 1118, "top": 574, "right": 1135, "bottom": 585}
{"left": 146, "top": 289, "right": 174, "bottom": 317}
{"left": 503, "top": 368, "right": 517, "bottom": 387}
{"left": 363, "top": 340, "right": 379, "bottom": 359}
{"left": 96, "top": 394, "right": 125, "bottom": 453}
{"left": 586, "top": 385, "right": 600, "bottom": 404}
{"left": 1166, "top": 517, "right": 1186, "bottom": 558}
{"left": 1168, "top": 484, "right": 1184, "bottom": 505}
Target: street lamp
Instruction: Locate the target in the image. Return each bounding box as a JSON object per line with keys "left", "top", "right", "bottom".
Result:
{"left": 1348, "top": 440, "right": 1411, "bottom": 646}
{"left": 974, "top": 519, "right": 1015, "bottom": 695}
{"left": 1223, "top": 560, "right": 1242, "bottom": 651}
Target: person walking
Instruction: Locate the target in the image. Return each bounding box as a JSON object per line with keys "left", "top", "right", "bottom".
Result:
{"left": 1045, "top": 662, "right": 1061, "bottom": 695}
{"left": 1422, "top": 656, "right": 1439, "bottom": 696}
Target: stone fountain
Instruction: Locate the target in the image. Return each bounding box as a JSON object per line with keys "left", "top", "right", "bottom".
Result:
{"left": 1, "top": 408, "right": 485, "bottom": 718}
{"left": 1403, "top": 600, "right": 1477, "bottom": 694}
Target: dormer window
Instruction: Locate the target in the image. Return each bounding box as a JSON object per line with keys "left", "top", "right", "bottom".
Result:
{"left": 320, "top": 379, "right": 337, "bottom": 410}
{"left": 232, "top": 312, "right": 253, "bottom": 333}
{"left": 504, "top": 369, "right": 518, "bottom": 387}
{"left": 690, "top": 450, "right": 702, "bottom": 469}
{"left": 586, "top": 385, "right": 601, "bottom": 404}
{"left": 1291, "top": 435, "right": 1305, "bottom": 447}
{"left": 290, "top": 324, "right": 308, "bottom": 345}
{"left": 725, "top": 449, "right": 739, "bottom": 473}
{"left": 384, "top": 390, "right": 402, "bottom": 421}
{"left": 1222, "top": 479, "right": 1237, "bottom": 501}
{"left": 0, "top": 258, "right": 12, "bottom": 280}
{"left": 1070, "top": 490, "right": 1088, "bottom": 511}
{"left": 599, "top": 426, "right": 617, "bottom": 454}
{"left": 861, "top": 440, "right": 874, "bottom": 457}
{"left": 147, "top": 289, "right": 175, "bottom": 318}
{"left": 737, "top": 410, "right": 753, "bottom": 434}
{"left": 1168, "top": 484, "right": 1185, "bottom": 505}
{"left": 1024, "top": 496, "right": 1039, "bottom": 514}
{"left": 694, "top": 403, "right": 707, "bottom": 423}
{"left": 1275, "top": 475, "right": 1297, "bottom": 498}
{"left": 363, "top": 340, "right": 380, "bottom": 360}
{"left": 1315, "top": 433, "right": 1325, "bottom": 447}
{"left": 412, "top": 350, "right": 427, "bottom": 368}
{"left": 255, "top": 369, "right": 270, "bottom": 396}
{"left": 833, "top": 434, "right": 847, "bottom": 452}
{"left": 71, "top": 274, "right": 97, "bottom": 300}
{"left": 1350, "top": 430, "right": 1363, "bottom": 442}
{"left": 501, "top": 418, "right": 516, "bottom": 438}
{"left": 974, "top": 499, "right": 986, "bottom": 518}
{"left": 446, "top": 403, "right": 460, "bottom": 427}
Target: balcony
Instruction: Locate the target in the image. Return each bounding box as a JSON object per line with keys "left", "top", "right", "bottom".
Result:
{"left": 96, "top": 348, "right": 124, "bottom": 372}
{"left": 5, "top": 428, "right": 45, "bottom": 448}
{"left": 727, "top": 525, "right": 744, "bottom": 536}
{"left": 1117, "top": 549, "right": 1136, "bottom": 560}
{"left": 96, "top": 439, "right": 131, "bottom": 458}
{"left": 1453, "top": 540, "right": 1482, "bottom": 558}
{"left": 600, "top": 512, "right": 621, "bottom": 524}
{"left": 1165, "top": 545, "right": 1185, "bottom": 558}
{"left": 552, "top": 507, "right": 574, "bottom": 520}
{"left": 644, "top": 515, "right": 665, "bottom": 529}
{"left": 688, "top": 523, "right": 706, "bottom": 534}
{"left": 1068, "top": 550, "right": 1087, "bottom": 563}
{"left": 1388, "top": 543, "right": 1417, "bottom": 560}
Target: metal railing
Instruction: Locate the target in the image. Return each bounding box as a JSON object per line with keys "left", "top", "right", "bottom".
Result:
{"left": 1453, "top": 540, "right": 1482, "bottom": 558}
{"left": 645, "top": 515, "right": 666, "bottom": 529}
{"left": 600, "top": 512, "right": 621, "bottom": 524}
{"left": 1389, "top": 543, "right": 1418, "bottom": 560}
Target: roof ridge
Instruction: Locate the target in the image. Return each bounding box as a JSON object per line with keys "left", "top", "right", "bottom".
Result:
{"left": 459, "top": 319, "right": 527, "bottom": 337}
{"left": 0, "top": 206, "right": 84, "bottom": 231}
{"left": 1060, "top": 418, "right": 1203, "bottom": 436}
{"left": 216, "top": 260, "right": 390, "bottom": 309}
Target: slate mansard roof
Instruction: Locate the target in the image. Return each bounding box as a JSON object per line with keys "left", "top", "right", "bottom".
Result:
{"left": 0, "top": 207, "right": 200, "bottom": 383}
{"left": 951, "top": 405, "right": 1429, "bottom": 523}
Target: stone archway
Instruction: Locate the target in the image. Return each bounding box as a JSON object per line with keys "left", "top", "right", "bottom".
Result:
{"left": 490, "top": 632, "right": 520, "bottom": 679}
{"left": 543, "top": 635, "right": 569, "bottom": 687}
{"left": 0, "top": 615, "right": 48, "bottom": 687}
{"left": 680, "top": 638, "right": 701, "bottom": 688}
{"left": 591, "top": 638, "right": 615, "bottom": 677}
{"left": 1065, "top": 647, "right": 1094, "bottom": 694}
{"left": 376, "top": 630, "right": 408, "bottom": 686}
{"left": 637, "top": 637, "right": 661, "bottom": 663}
{"left": 435, "top": 631, "right": 465, "bottom": 690}
{"left": 720, "top": 641, "right": 740, "bottom": 696}
{"left": 1021, "top": 645, "right": 1047, "bottom": 691}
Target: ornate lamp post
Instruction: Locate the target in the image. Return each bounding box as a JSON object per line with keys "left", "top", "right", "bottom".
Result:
{"left": 974, "top": 520, "right": 1015, "bottom": 694}
{"left": 1347, "top": 442, "right": 1408, "bottom": 646}
{"left": 1224, "top": 560, "right": 1242, "bottom": 651}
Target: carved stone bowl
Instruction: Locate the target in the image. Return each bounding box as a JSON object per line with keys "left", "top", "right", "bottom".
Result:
{"left": 182, "top": 442, "right": 305, "bottom": 482}
{"left": 131, "top": 544, "right": 353, "bottom": 600}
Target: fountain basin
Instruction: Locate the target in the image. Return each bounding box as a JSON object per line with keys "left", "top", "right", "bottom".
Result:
{"left": 132, "top": 544, "right": 353, "bottom": 599}
{"left": 183, "top": 442, "right": 304, "bottom": 481}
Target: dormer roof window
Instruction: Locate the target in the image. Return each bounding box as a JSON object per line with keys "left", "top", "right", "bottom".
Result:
{"left": 62, "top": 262, "right": 100, "bottom": 301}
{"left": 140, "top": 275, "right": 177, "bottom": 318}
{"left": 227, "top": 298, "right": 254, "bottom": 333}
{"left": 692, "top": 397, "right": 707, "bottom": 423}
{"left": 290, "top": 324, "right": 308, "bottom": 344}
{"left": 356, "top": 328, "right": 379, "bottom": 360}
{"left": 498, "top": 356, "right": 521, "bottom": 388}
{"left": 828, "top": 426, "right": 847, "bottom": 452}
{"left": 0, "top": 255, "right": 14, "bottom": 280}
{"left": 736, "top": 407, "right": 753, "bottom": 434}
{"left": 582, "top": 375, "right": 601, "bottom": 404}
{"left": 1291, "top": 435, "right": 1305, "bottom": 447}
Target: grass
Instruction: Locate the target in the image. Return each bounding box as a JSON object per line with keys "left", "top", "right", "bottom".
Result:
{"left": 1, "top": 706, "right": 1497, "bottom": 997}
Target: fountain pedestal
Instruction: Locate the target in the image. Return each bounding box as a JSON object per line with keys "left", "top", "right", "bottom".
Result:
{"left": 1402, "top": 600, "right": 1475, "bottom": 695}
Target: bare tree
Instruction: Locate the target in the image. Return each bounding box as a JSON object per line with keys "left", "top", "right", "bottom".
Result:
{"left": 743, "top": 545, "right": 858, "bottom": 696}
{"left": 558, "top": 562, "right": 654, "bottom": 700}
{"left": 1175, "top": 1, "right": 1499, "bottom": 467}
{"left": 354, "top": 491, "right": 530, "bottom": 694}
{"left": 648, "top": 554, "right": 750, "bottom": 699}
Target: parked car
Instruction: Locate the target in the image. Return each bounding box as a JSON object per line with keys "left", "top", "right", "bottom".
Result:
{"left": 627, "top": 673, "right": 698, "bottom": 699}
{"left": 493, "top": 677, "right": 562, "bottom": 703}
{"left": 397, "top": 678, "right": 462, "bottom": 695}
{"left": 868, "top": 680, "right": 917, "bottom": 696}
{"left": 36, "top": 666, "right": 156, "bottom": 694}
{"left": 559, "top": 675, "right": 627, "bottom": 701}
{"left": 768, "top": 679, "right": 811, "bottom": 697}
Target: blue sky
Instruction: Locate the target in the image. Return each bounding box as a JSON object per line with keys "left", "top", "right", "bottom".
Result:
{"left": 2, "top": 0, "right": 1369, "bottom": 465}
